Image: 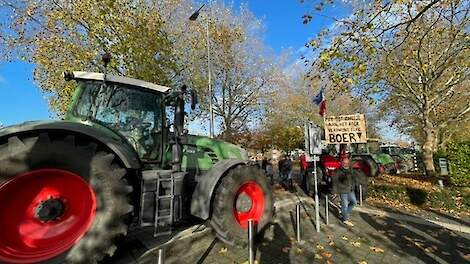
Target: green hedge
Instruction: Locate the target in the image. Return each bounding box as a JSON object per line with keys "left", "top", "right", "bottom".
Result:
{"left": 369, "top": 184, "right": 469, "bottom": 212}
{"left": 443, "top": 141, "right": 470, "bottom": 187}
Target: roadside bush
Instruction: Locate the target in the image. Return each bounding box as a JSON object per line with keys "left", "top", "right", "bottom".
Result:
{"left": 407, "top": 187, "right": 427, "bottom": 206}
{"left": 427, "top": 189, "right": 459, "bottom": 211}
{"left": 369, "top": 181, "right": 469, "bottom": 213}
{"left": 446, "top": 141, "right": 470, "bottom": 187}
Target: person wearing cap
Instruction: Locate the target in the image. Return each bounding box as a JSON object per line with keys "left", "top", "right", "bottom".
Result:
{"left": 332, "top": 154, "right": 360, "bottom": 227}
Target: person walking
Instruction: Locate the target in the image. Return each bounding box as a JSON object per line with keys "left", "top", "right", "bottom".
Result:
{"left": 278, "top": 154, "right": 293, "bottom": 191}
{"left": 261, "top": 157, "right": 268, "bottom": 172}
{"left": 332, "top": 155, "right": 359, "bottom": 227}
{"left": 299, "top": 152, "right": 308, "bottom": 190}
{"left": 266, "top": 158, "right": 274, "bottom": 184}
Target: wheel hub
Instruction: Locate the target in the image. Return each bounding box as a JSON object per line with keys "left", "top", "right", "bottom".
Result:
{"left": 235, "top": 193, "right": 252, "bottom": 213}
{"left": 233, "top": 181, "right": 265, "bottom": 229}
{"left": 0, "top": 169, "right": 97, "bottom": 263}
{"left": 35, "top": 198, "right": 65, "bottom": 222}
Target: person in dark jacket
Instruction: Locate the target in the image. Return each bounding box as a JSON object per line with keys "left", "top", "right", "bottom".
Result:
{"left": 332, "top": 155, "right": 359, "bottom": 226}
{"left": 278, "top": 154, "right": 293, "bottom": 190}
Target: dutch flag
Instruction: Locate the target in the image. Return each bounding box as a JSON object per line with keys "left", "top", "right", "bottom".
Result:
{"left": 312, "top": 88, "right": 326, "bottom": 117}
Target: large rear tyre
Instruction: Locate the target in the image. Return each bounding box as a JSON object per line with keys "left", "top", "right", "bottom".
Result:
{"left": 0, "top": 133, "right": 133, "bottom": 264}
{"left": 210, "top": 165, "right": 273, "bottom": 247}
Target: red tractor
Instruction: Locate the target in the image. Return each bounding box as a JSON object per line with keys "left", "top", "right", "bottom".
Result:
{"left": 303, "top": 144, "right": 372, "bottom": 197}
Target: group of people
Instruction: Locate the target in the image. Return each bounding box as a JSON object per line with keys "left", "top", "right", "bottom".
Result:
{"left": 258, "top": 153, "right": 360, "bottom": 227}
{"left": 259, "top": 155, "right": 293, "bottom": 188}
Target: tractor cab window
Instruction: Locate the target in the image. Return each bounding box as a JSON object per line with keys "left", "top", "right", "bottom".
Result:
{"left": 75, "top": 81, "right": 164, "bottom": 159}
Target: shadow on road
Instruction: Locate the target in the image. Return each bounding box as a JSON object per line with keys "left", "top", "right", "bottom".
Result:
{"left": 359, "top": 211, "right": 470, "bottom": 263}
{"left": 257, "top": 223, "right": 291, "bottom": 264}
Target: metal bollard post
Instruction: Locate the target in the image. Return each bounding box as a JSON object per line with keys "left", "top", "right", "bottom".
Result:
{"left": 296, "top": 204, "right": 301, "bottom": 242}
{"left": 325, "top": 195, "right": 329, "bottom": 225}
{"left": 313, "top": 158, "right": 320, "bottom": 233}
{"left": 157, "top": 248, "right": 165, "bottom": 264}
{"left": 248, "top": 219, "right": 255, "bottom": 264}
{"left": 359, "top": 185, "right": 363, "bottom": 206}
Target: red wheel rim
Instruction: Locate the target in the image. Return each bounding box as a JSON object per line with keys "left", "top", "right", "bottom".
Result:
{"left": 233, "top": 181, "right": 265, "bottom": 229}
{"left": 0, "top": 169, "right": 97, "bottom": 263}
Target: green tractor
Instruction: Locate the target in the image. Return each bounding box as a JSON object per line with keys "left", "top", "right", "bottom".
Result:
{"left": 0, "top": 68, "right": 273, "bottom": 263}
{"left": 380, "top": 143, "right": 414, "bottom": 174}
{"left": 351, "top": 138, "right": 397, "bottom": 175}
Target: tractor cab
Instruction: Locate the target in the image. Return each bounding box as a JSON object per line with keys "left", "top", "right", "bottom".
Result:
{"left": 64, "top": 72, "right": 171, "bottom": 161}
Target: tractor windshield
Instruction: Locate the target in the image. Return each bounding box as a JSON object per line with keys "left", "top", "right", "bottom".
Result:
{"left": 74, "top": 80, "right": 164, "bottom": 159}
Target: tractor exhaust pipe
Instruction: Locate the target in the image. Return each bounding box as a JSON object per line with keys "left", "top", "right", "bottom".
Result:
{"left": 172, "top": 86, "right": 186, "bottom": 172}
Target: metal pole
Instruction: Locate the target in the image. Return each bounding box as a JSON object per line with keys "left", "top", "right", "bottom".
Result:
{"left": 313, "top": 156, "right": 320, "bottom": 232}
{"left": 248, "top": 219, "right": 255, "bottom": 264}
{"left": 206, "top": 12, "right": 214, "bottom": 138}
{"left": 296, "top": 204, "right": 301, "bottom": 242}
{"left": 157, "top": 248, "right": 165, "bottom": 264}
{"left": 325, "top": 194, "right": 329, "bottom": 225}
{"left": 359, "top": 185, "right": 363, "bottom": 206}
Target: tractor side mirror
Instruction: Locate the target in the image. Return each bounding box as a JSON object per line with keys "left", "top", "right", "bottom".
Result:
{"left": 190, "top": 90, "right": 198, "bottom": 110}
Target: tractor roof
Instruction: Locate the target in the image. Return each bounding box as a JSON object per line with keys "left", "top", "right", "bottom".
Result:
{"left": 69, "top": 71, "right": 171, "bottom": 93}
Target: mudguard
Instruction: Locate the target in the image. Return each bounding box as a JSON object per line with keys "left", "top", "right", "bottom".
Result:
{"left": 0, "top": 120, "right": 141, "bottom": 169}
{"left": 190, "top": 158, "right": 246, "bottom": 220}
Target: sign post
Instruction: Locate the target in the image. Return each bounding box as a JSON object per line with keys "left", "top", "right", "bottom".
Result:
{"left": 324, "top": 114, "right": 367, "bottom": 144}
{"left": 304, "top": 122, "right": 322, "bottom": 233}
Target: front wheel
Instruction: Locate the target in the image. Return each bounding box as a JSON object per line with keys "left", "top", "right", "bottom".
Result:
{"left": 0, "top": 133, "right": 133, "bottom": 264}
{"left": 210, "top": 165, "right": 273, "bottom": 247}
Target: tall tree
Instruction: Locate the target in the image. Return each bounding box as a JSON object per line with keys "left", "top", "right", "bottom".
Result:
{"left": 304, "top": 0, "right": 470, "bottom": 176}
{"left": 179, "top": 2, "right": 280, "bottom": 141}
{"left": 0, "top": 0, "right": 178, "bottom": 114}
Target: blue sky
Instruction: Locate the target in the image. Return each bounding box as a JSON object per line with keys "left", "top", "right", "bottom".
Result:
{"left": 0, "top": 1, "right": 417, "bottom": 142}
{"left": 0, "top": 1, "right": 350, "bottom": 128}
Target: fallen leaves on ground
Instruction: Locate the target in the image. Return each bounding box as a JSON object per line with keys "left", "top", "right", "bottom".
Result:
{"left": 321, "top": 251, "right": 333, "bottom": 258}
{"left": 351, "top": 241, "right": 361, "bottom": 247}
{"left": 316, "top": 244, "right": 325, "bottom": 250}
{"left": 424, "top": 247, "right": 434, "bottom": 253}
{"left": 314, "top": 253, "right": 323, "bottom": 260}
{"left": 241, "top": 261, "right": 259, "bottom": 264}
{"left": 341, "top": 236, "right": 349, "bottom": 241}
{"left": 218, "top": 247, "right": 228, "bottom": 254}
{"left": 370, "top": 246, "right": 385, "bottom": 253}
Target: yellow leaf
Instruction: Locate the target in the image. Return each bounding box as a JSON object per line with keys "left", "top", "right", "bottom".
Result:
{"left": 370, "top": 247, "right": 385, "bottom": 253}
{"left": 218, "top": 247, "right": 228, "bottom": 254}
{"left": 351, "top": 241, "right": 361, "bottom": 247}
{"left": 358, "top": 261, "right": 368, "bottom": 264}
{"left": 321, "top": 251, "right": 333, "bottom": 258}
{"left": 296, "top": 248, "right": 304, "bottom": 254}
{"left": 316, "top": 244, "right": 325, "bottom": 250}
{"left": 341, "top": 236, "right": 349, "bottom": 241}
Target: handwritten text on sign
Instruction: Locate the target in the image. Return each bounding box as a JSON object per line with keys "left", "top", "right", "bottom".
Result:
{"left": 325, "top": 114, "right": 367, "bottom": 143}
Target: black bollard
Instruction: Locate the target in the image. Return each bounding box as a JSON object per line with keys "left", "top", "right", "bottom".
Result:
{"left": 296, "top": 204, "right": 301, "bottom": 242}
{"left": 325, "top": 195, "right": 329, "bottom": 225}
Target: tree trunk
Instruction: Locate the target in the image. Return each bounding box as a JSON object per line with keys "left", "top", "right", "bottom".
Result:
{"left": 422, "top": 120, "right": 436, "bottom": 177}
